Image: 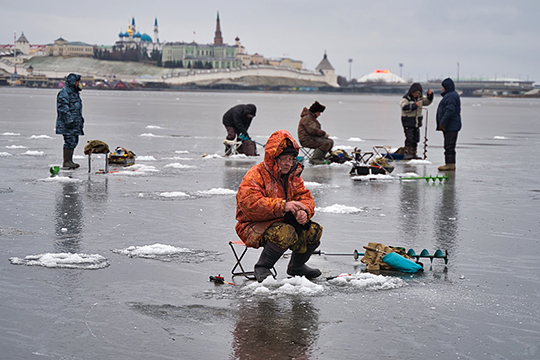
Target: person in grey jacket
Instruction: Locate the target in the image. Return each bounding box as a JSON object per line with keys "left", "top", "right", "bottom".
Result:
{"left": 436, "top": 78, "right": 462, "bottom": 171}
{"left": 55, "top": 73, "right": 84, "bottom": 169}
{"left": 399, "top": 83, "right": 433, "bottom": 159}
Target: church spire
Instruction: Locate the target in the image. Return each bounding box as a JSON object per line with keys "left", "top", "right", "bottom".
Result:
{"left": 214, "top": 11, "right": 223, "bottom": 45}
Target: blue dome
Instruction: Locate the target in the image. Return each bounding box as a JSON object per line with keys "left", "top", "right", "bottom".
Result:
{"left": 118, "top": 31, "right": 124, "bottom": 37}
{"left": 134, "top": 32, "right": 141, "bottom": 38}
{"left": 140, "top": 34, "right": 153, "bottom": 42}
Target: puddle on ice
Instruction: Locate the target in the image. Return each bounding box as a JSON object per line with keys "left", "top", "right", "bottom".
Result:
{"left": 111, "top": 243, "right": 221, "bottom": 263}
{"left": 9, "top": 253, "right": 109, "bottom": 269}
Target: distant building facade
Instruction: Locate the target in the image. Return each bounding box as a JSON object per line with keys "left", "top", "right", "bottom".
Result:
{"left": 0, "top": 33, "right": 46, "bottom": 61}
{"left": 46, "top": 38, "right": 94, "bottom": 57}
{"left": 315, "top": 52, "right": 338, "bottom": 87}
{"left": 268, "top": 57, "right": 303, "bottom": 70}
{"left": 161, "top": 12, "right": 241, "bottom": 69}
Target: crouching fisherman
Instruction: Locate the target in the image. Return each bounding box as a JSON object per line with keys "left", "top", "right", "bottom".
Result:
{"left": 235, "top": 130, "right": 323, "bottom": 282}
{"left": 55, "top": 73, "right": 85, "bottom": 169}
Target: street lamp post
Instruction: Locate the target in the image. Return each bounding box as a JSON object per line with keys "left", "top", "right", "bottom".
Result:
{"left": 348, "top": 58, "right": 353, "bottom": 83}
{"left": 399, "top": 63, "right": 403, "bottom": 78}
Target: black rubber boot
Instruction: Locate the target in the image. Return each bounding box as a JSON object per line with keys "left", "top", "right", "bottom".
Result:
{"left": 287, "top": 244, "right": 322, "bottom": 279}
{"left": 62, "top": 148, "right": 79, "bottom": 170}
{"left": 254, "top": 242, "right": 286, "bottom": 282}
{"left": 309, "top": 148, "right": 327, "bottom": 165}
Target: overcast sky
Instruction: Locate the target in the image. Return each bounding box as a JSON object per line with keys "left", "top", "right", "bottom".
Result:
{"left": 1, "top": 0, "right": 538, "bottom": 82}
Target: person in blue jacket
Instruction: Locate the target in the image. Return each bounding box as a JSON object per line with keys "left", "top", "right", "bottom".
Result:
{"left": 56, "top": 73, "right": 85, "bottom": 169}
{"left": 436, "top": 78, "right": 462, "bottom": 171}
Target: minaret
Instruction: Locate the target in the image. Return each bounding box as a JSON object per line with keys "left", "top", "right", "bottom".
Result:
{"left": 213, "top": 11, "right": 223, "bottom": 45}
{"left": 153, "top": 18, "right": 159, "bottom": 43}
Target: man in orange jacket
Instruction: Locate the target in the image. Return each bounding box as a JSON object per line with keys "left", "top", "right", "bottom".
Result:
{"left": 235, "top": 130, "right": 323, "bottom": 282}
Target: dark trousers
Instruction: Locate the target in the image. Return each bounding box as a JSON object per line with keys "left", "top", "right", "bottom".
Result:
{"left": 63, "top": 135, "right": 79, "bottom": 149}
{"left": 443, "top": 131, "right": 459, "bottom": 164}
{"left": 224, "top": 126, "right": 257, "bottom": 156}
{"left": 403, "top": 126, "right": 420, "bottom": 150}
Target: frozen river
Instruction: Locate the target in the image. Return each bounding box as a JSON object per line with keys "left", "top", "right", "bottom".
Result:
{"left": 1, "top": 87, "right": 539, "bottom": 359}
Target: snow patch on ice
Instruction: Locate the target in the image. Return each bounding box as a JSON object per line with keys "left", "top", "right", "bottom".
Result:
{"left": 29, "top": 135, "right": 52, "bottom": 139}
{"left": 9, "top": 253, "right": 109, "bottom": 270}
{"left": 159, "top": 191, "right": 190, "bottom": 198}
{"left": 137, "top": 156, "right": 156, "bottom": 161}
{"left": 112, "top": 243, "right": 220, "bottom": 263}
{"left": 0, "top": 152, "right": 12, "bottom": 157}
{"left": 5, "top": 145, "right": 26, "bottom": 149}
{"left": 1, "top": 132, "right": 20, "bottom": 136}
{"left": 243, "top": 276, "right": 325, "bottom": 296}
{"left": 164, "top": 163, "right": 197, "bottom": 169}
{"left": 196, "top": 188, "right": 236, "bottom": 196}
{"left": 146, "top": 125, "right": 162, "bottom": 129}
{"left": 316, "top": 204, "right": 364, "bottom": 214}
{"left": 175, "top": 150, "right": 190, "bottom": 154}
{"left": 110, "top": 164, "right": 159, "bottom": 175}
{"left": 328, "top": 272, "right": 405, "bottom": 290}
{"left": 351, "top": 174, "right": 395, "bottom": 181}
{"left": 347, "top": 137, "right": 365, "bottom": 142}
{"left": 139, "top": 133, "right": 164, "bottom": 137}
{"left": 493, "top": 136, "right": 507, "bottom": 140}
{"left": 39, "top": 176, "right": 83, "bottom": 183}
{"left": 407, "top": 159, "right": 431, "bottom": 165}
{"left": 22, "top": 150, "right": 45, "bottom": 156}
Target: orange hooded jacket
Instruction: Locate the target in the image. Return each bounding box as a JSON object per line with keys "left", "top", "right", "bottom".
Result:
{"left": 235, "top": 130, "right": 315, "bottom": 248}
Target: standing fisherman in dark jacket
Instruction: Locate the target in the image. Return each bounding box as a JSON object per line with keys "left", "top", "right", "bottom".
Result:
{"left": 222, "top": 104, "right": 257, "bottom": 156}
{"left": 55, "top": 73, "right": 84, "bottom": 169}
{"left": 399, "top": 83, "right": 433, "bottom": 159}
{"left": 436, "top": 78, "right": 462, "bottom": 171}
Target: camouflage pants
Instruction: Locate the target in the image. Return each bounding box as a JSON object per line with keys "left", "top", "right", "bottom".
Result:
{"left": 260, "top": 221, "right": 323, "bottom": 254}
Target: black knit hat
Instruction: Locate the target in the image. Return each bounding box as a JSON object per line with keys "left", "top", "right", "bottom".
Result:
{"left": 279, "top": 145, "right": 298, "bottom": 157}
{"left": 309, "top": 101, "right": 326, "bottom": 113}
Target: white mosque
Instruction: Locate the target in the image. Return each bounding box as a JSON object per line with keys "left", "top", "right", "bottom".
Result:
{"left": 114, "top": 17, "right": 161, "bottom": 55}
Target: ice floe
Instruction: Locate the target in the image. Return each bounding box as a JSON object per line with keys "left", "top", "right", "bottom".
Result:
{"left": 164, "top": 163, "right": 197, "bottom": 169}
{"left": 112, "top": 243, "right": 220, "bottom": 263}
{"left": 327, "top": 272, "right": 406, "bottom": 290}
{"left": 9, "top": 253, "right": 109, "bottom": 270}
{"left": 21, "top": 150, "right": 45, "bottom": 156}
{"left": 196, "top": 188, "right": 236, "bottom": 196}
{"left": 39, "top": 176, "right": 83, "bottom": 183}
{"left": 316, "top": 204, "right": 364, "bottom": 214}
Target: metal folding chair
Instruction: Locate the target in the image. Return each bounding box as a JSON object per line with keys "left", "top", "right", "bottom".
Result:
{"left": 229, "top": 240, "right": 277, "bottom": 280}
{"left": 298, "top": 147, "right": 315, "bottom": 163}
{"left": 223, "top": 136, "right": 243, "bottom": 156}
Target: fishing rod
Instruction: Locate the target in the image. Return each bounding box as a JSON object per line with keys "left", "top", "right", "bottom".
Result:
{"left": 423, "top": 107, "right": 429, "bottom": 160}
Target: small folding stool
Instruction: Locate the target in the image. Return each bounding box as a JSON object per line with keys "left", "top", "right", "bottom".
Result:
{"left": 229, "top": 240, "right": 277, "bottom": 280}
{"left": 298, "top": 147, "right": 315, "bottom": 163}
{"left": 88, "top": 152, "right": 109, "bottom": 174}
{"left": 223, "top": 136, "right": 243, "bottom": 156}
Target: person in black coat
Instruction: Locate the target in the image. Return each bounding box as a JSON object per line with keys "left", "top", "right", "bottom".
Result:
{"left": 56, "top": 73, "right": 84, "bottom": 169}
{"left": 222, "top": 104, "right": 257, "bottom": 156}
{"left": 436, "top": 78, "right": 462, "bottom": 171}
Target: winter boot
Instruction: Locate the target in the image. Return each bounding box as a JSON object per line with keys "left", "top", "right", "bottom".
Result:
{"left": 62, "top": 148, "right": 79, "bottom": 170}
{"left": 411, "top": 147, "right": 421, "bottom": 159}
{"left": 403, "top": 147, "right": 413, "bottom": 160}
{"left": 287, "top": 244, "right": 322, "bottom": 279}
{"left": 438, "top": 163, "right": 456, "bottom": 171}
{"left": 309, "top": 148, "right": 327, "bottom": 165}
{"left": 254, "top": 242, "right": 286, "bottom": 282}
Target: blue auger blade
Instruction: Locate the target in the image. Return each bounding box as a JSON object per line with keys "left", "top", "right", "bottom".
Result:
{"left": 407, "top": 249, "right": 417, "bottom": 257}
